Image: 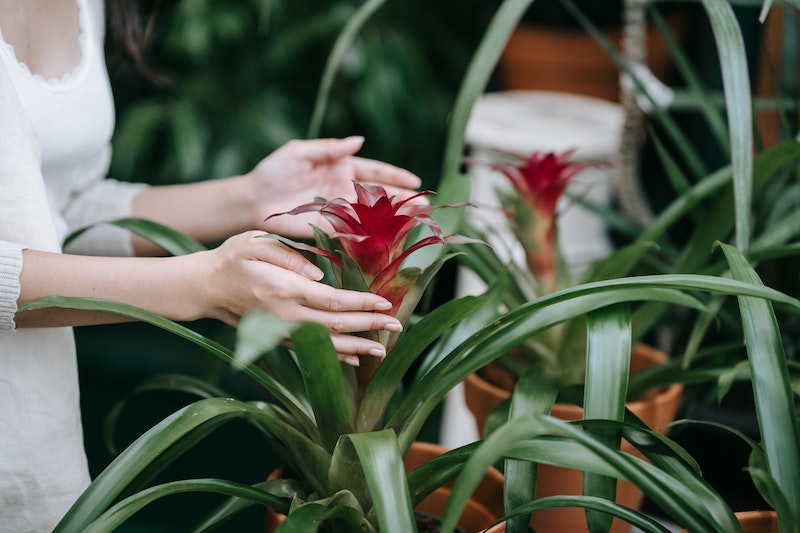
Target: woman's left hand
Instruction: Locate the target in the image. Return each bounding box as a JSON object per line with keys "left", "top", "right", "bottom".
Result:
{"left": 247, "top": 136, "right": 425, "bottom": 237}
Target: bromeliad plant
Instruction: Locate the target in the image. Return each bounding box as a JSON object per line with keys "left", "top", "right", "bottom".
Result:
{"left": 463, "top": 148, "right": 608, "bottom": 385}
{"left": 483, "top": 149, "right": 601, "bottom": 295}
{"left": 265, "top": 181, "right": 471, "bottom": 346}
{"left": 263, "top": 180, "right": 477, "bottom": 392}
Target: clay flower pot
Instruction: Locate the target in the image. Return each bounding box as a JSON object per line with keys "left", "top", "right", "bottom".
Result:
{"left": 679, "top": 510, "right": 779, "bottom": 533}
{"left": 463, "top": 343, "right": 683, "bottom": 533}
{"left": 497, "top": 13, "right": 688, "bottom": 102}
{"left": 265, "top": 441, "right": 507, "bottom": 533}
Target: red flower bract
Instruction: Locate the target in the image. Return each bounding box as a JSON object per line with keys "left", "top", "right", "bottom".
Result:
{"left": 266, "top": 182, "right": 461, "bottom": 315}
{"left": 486, "top": 149, "right": 601, "bottom": 294}
{"left": 493, "top": 150, "right": 594, "bottom": 221}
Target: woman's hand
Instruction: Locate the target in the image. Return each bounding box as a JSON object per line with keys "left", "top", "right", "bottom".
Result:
{"left": 247, "top": 137, "right": 425, "bottom": 237}
{"left": 198, "top": 231, "right": 401, "bottom": 365}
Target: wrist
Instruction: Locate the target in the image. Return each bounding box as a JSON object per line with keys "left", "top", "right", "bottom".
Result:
{"left": 227, "top": 173, "right": 260, "bottom": 230}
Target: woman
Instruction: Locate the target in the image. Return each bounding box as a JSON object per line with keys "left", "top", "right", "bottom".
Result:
{"left": 0, "top": 0, "right": 423, "bottom": 530}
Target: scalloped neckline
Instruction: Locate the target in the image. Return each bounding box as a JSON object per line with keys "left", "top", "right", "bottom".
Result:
{"left": 0, "top": 0, "right": 89, "bottom": 88}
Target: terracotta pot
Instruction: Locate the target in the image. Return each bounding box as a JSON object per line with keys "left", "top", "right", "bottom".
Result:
{"left": 680, "top": 510, "right": 779, "bottom": 533}
{"left": 497, "top": 15, "right": 687, "bottom": 103}
{"left": 463, "top": 343, "right": 683, "bottom": 533}
{"left": 265, "top": 441, "right": 506, "bottom": 533}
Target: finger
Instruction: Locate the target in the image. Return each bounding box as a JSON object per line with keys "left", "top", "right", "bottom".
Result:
{"left": 292, "top": 307, "right": 402, "bottom": 336}
{"left": 289, "top": 136, "right": 365, "bottom": 163}
{"left": 352, "top": 157, "right": 422, "bottom": 189}
{"left": 330, "top": 333, "right": 387, "bottom": 361}
{"left": 293, "top": 283, "right": 395, "bottom": 314}
{"left": 249, "top": 233, "right": 324, "bottom": 281}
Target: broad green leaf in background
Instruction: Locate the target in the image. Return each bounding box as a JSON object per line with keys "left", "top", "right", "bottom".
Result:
{"left": 307, "top": 0, "right": 388, "bottom": 139}
{"left": 699, "top": 0, "right": 754, "bottom": 253}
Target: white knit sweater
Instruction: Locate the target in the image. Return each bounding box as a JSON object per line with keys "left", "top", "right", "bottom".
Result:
{"left": 0, "top": 0, "right": 147, "bottom": 529}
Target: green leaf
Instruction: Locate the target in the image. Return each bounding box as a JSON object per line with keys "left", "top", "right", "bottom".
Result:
{"left": 102, "top": 374, "right": 229, "bottom": 455}
{"left": 720, "top": 243, "right": 800, "bottom": 528}
{"left": 448, "top": 416, "right": 742, "bottom": 533}
{"left": 348, "top": 430, "right": 417, "bottom": 533}
{"left": 357, "top": 295, "right": 484, "bottom": 433}
{"left": 499, "top": 495, "right": 674, "bottom": 533}
{"left": 393, "top": 272, "right": 799, "bottom": 448}
{"left": 191, "top": 479, "right": 306, "bottom": 532}
{"left": 416, "top": 0, "right": 535, "bottom": 270}
{"left": 20, "top": 296, "right": 318, "bottom": 437}
{"left": 82, "top": 479, "right": 290, "bottom": 533}
{"left": 307, "top": 0, "right": 388, "bottom": 139}
{"left": 291, "top": 322, "right": 356, "bottom": 450}
{"left": 699, "top": 0, "right": 754, "bottom": 252}
{"left": 235, "top": 310, "right": 298, "bottom": 366}
{"left": 276, "top": 498, "right": 367, "bottom": 533}
{"left": 64, "top": 217, "right": 207, "bottom": 256}
{"left": 55, "top": 398, "right": 291, "bottom": 532}
{"left": 505, "top": 364, "right": 558, "bottom": 533}
{"left": 583, "top": 304, "right": 632, "bottom": 533}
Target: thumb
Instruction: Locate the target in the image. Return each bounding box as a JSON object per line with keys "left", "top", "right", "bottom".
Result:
{"left": 296, "top": 136, "right": 365, "bottom": 162}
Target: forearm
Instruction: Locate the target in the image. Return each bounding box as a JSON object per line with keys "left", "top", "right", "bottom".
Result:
{"left": 15, "top": 249, "right": 207, "bottom": 327}
{"left": 130, "top": 175, "right": 256, "bottom": 256}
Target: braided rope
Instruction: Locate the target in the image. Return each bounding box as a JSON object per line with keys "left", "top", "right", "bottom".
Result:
{"left": 614, "top": 0, "right": 655, "bottom": 226}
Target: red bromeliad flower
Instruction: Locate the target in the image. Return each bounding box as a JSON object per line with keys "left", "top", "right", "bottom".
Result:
{"left": 490, "top": 150, "right": 599, "bottom": 294}
{"left": 266, "top": 182, "right": 470, "bottom": 332}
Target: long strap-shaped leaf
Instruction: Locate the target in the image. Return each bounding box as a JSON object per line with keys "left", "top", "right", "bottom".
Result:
{"left": 699, "top": 0, "right": 754, "bottom": 253}
{"left": 20, "top": 296, "right": 319, "bottom": 437}
{"left": 720, "top": 243, "right": 800, "bottom": 530}
{"left": 495, "top": 495, "right": 673, "bottom": 533}
{"left": 291, "top": 322, "right": 356, "bottom": 451}
{"left": 583, "top": 304, "right": 632, "bottom": 533}
{"left": 412, "top": 0, "right": 534, "bottom": 271}
{"left": 81, "top": 479, "right": 290, "bottom": 533}
{"left": 306, "top": 0, "right": 387, "bottom": 139}
{"left": 441, "top": 416, "right": 742, "bottom": 533}
{"left": 357, "top": 295, "right": 485, "bottom": 432}
{"left": 505, "top": 364, "right": 558, "bottom": 533}
{"left": 55, "top": 398, "right": 313, "bottom": 532}
{"left": 348, "top": 430, "right": 417, "bottom": 533}
{"left": 64, "top": 217, "right": 207, "bottom": 256}
{"left": 392, "top": 273, "right": 800, "bottom": 447}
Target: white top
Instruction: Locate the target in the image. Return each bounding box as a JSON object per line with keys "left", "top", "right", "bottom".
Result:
{"left": 0, "top": 0, "right": 147, "bottom": 530}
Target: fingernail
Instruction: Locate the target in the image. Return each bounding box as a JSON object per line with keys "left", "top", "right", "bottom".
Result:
{"left": 383, "top": 322, "right": 403, "bottom": 332}
{"left": 344, "top": 355, "right": 360, "bottom": 367}
{"left": 303, "top": 264, "right": 324, "bottom": 281}
{"left": 343, "top": 135, "right": 365, "bottom": 145}
{"left": 373, "top": 300, "right": 393, "bottom": 311}
{"left": 368, "top": 347, "right": 386, "bottom": 359}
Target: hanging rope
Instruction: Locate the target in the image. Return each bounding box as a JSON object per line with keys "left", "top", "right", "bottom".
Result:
{"left": 614, "top": 0, "right": 655, "bottom": 226}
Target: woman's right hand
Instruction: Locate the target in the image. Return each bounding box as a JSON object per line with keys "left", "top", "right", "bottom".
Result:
{"left": 196, "top": 231, "right": 401, "bottom": 365}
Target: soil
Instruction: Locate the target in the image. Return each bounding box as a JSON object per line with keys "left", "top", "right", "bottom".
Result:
{"left": 414, "top": 512, "right": 467, "bottom": 533}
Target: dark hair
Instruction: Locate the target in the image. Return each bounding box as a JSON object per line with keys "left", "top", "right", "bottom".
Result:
{"left": 105, "top": 0, "right": 170, "bottom": 82}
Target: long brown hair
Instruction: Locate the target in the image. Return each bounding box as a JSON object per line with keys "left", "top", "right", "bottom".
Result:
{"left": 105, "top": 0, "right": 170, "bottom": 81}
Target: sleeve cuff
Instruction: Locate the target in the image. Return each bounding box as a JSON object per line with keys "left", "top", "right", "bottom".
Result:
{"left": 0, "top": 242, "right": 24, "bottom": 330}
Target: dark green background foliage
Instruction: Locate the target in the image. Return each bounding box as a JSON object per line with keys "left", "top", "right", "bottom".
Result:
{"left": 107, "top": 0, "right": 489, "bottom": 190}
